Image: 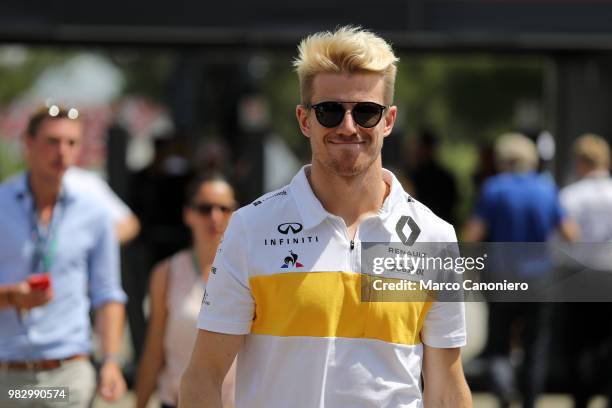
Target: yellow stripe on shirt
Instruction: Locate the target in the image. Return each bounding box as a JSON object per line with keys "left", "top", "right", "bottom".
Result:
{"left": 249, "top": 271, "right": 432, "bottom": 346}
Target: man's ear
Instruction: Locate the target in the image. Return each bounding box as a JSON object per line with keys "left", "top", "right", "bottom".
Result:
{"left": 382, "top": 106, "right": 397, "bottom": 138}
{"left": 296, "top": 105, "right": 311, "bottom": 138}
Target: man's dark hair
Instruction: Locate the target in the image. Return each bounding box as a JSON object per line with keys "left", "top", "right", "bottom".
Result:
{"left": 26, "top": 106, "right": 81, "bottom": 137}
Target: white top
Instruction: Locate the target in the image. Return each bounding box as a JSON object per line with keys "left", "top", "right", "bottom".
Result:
{"left": 158, "top": 250, "right": 205, "bottom": 405}
{"left": 560, "top": 171, "right": 612, "bottom": 242}
{"left": 198, "top": 165, "right": 466, "bottom": 408}
{"left": 64, "top": 167, "right": 133, "bottom": 223}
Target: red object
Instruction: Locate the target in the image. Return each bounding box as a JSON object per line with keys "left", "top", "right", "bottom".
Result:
{"left": 28, "top": 273, "right": 51, "bottom": 291}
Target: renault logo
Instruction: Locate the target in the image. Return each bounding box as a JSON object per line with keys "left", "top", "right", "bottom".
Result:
{"left": 278, "top": 222, "right": 303, "bottom": 235}
{"left": 396, "top": 216, "right": 420, "bottom": 246}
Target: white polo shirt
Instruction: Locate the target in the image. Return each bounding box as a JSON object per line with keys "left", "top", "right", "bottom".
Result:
{"left": 198, "top": 165, "right": 466, "bottom": 408}
{"left": 560, "top": 171, "right": 612, "bottom": 242}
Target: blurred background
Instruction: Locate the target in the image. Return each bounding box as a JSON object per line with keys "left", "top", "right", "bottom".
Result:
{"left": 2, "top": 1, "right": 612, "bottom": 406}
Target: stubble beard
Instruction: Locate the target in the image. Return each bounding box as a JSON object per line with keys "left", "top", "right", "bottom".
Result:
{"left": 320, "top": 145, "right": 381, "bottom": 179}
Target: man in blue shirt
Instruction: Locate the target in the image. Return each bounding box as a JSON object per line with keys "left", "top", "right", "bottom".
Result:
{"left": 0, "top": 105, "right": 128, "bottom": 407}
{"left": 465, "top": 132, "right": 577, "bottom": 243}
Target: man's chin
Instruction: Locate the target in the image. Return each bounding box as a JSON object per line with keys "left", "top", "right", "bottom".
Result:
{"left": 314, "top": 153, "right": 379, "bottom": 178}
{"left": 56, "top": 168, "right": 69, "bottom": 179}
{"left": 43, "top": 166, "right": 68, "bottom": 184}
{"left": 327, "top": 160, "right": 369, "bottom": 178}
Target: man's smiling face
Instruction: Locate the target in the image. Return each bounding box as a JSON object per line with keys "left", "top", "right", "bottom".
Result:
{"left": 297, "top": 72, "right": 397, "bottom": 178}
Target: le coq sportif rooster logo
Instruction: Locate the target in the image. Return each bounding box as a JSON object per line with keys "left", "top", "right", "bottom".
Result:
{"left": 281, "top": 250, "right": 304, "bottom": 268}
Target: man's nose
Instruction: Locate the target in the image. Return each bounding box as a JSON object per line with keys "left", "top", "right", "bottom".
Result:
{"left": 58, "top": 142, "right": 71, "bottom": 157}
{"left": 335, "top": 110, "right": 358, "bottom": 135}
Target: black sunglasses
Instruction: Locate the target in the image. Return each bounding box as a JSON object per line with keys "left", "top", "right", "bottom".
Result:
{"left": 190, "top": 203, "right": 233, "bottom": 215}
{"left": 305, "top": 101, "right": 389, "bottom": 129}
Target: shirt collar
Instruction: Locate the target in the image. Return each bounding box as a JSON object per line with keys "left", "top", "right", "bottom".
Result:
{"left": 289, "top": 165, "right": 329, "bottom": 231}
{"left": 290, "top": 165, "right": 409, "bottom": 230}
{"left": 379, "top": 168, "right": 409, "bottom": 221}
{"left": 13, "top": 171, "right": 73, "bottom": 204}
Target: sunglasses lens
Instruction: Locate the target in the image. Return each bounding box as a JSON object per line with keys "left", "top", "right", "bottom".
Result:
{"left": 194, "top": 204, "right": 213, "bottom": 215}
{"left": 193, "top": 203, "right": 232, "bottom": 215}
{"left": 312, "top": 102, "right": 385, "bottom": 128}
{"left": 315, "top": 102, "right": 345, "bottom": 128}
{"left": 353, "top": 103, "right": 384, "bottom": 128}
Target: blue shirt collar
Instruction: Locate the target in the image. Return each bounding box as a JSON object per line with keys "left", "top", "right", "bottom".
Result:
{"left": 13, "top": 171, "right": 74, "bottom": 205}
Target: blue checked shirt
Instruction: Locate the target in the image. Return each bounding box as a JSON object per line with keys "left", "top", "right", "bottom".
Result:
{"left": 0, "top": 172, "right": 127, "bottom": 361}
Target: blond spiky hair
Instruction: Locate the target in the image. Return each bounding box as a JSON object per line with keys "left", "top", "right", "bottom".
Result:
{"left": 293, "top": 26, "right": 399, "bottom": 105}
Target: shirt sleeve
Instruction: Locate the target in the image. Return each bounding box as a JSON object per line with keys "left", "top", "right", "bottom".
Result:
{"left": 198, "top": 211, "right": 254, "bottom": 335}
{"left": 421, "top": 224, "right": 467, "bottom": 348}
{"left": 87, "top": 175, "right": 132, "bottom": 224}
{"left": 88, "top": 210, "right": 127, "bottom": 308}
{"left": 421, "top": 301, "right": 466, "bottom": 348}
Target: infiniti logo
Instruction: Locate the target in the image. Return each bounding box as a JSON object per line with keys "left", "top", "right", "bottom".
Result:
{"left": 278, "top": 222, "right": 303, "bottom": 235}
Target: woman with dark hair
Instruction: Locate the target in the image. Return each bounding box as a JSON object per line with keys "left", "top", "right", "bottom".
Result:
{"left": 136, "top": 174, "right": 237, "bottom": 408}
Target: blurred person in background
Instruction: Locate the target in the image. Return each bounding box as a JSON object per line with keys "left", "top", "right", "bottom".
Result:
{"left": 560, "top": 134, "right": 612, "bottom": 242}
{"left": 0, "top": 106, "right": 128, "bottom": 407}
{"left": 464, "top": 132, "right": 578, "bottom": 408}
{"left": 127, "top": 133, "right": 192, "bottom": 362}
{"left": 64, "top": 167, "right": 140, "bottom": 245}
{"left": 559, "top": 133, "right": 612, "bottom": 408}
{"left": 136, "top": 173, "right": 236, "bottom": 408}
{"left": 194, "top": 138, "right": 233, "bottom": 176}
{"left": 404, "top": 128, "right": 458, "bottom": 225}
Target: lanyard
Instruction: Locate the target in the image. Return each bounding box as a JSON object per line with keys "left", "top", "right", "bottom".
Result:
{"left": 191, "top": 250, "right": 201, "bottom": 277}
{"left": 191, "top": 250, "right": 208, "bottom": 287}
{"left": 27, "top": 175, "right": 64, "bottom": 274}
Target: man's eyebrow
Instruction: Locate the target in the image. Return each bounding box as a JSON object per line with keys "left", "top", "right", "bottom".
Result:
{"left": 44, "top": 134, "right": 78, "bottom": 141}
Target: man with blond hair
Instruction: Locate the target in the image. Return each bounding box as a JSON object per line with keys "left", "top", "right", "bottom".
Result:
{"left": 560, "top": 133, "right": 612, "bottom": 242}
{"left": 559, "top": 133, "right": 612, "bottom": 408}
{"left": 180, "top": 26, "right": 471, "bottom": 408}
